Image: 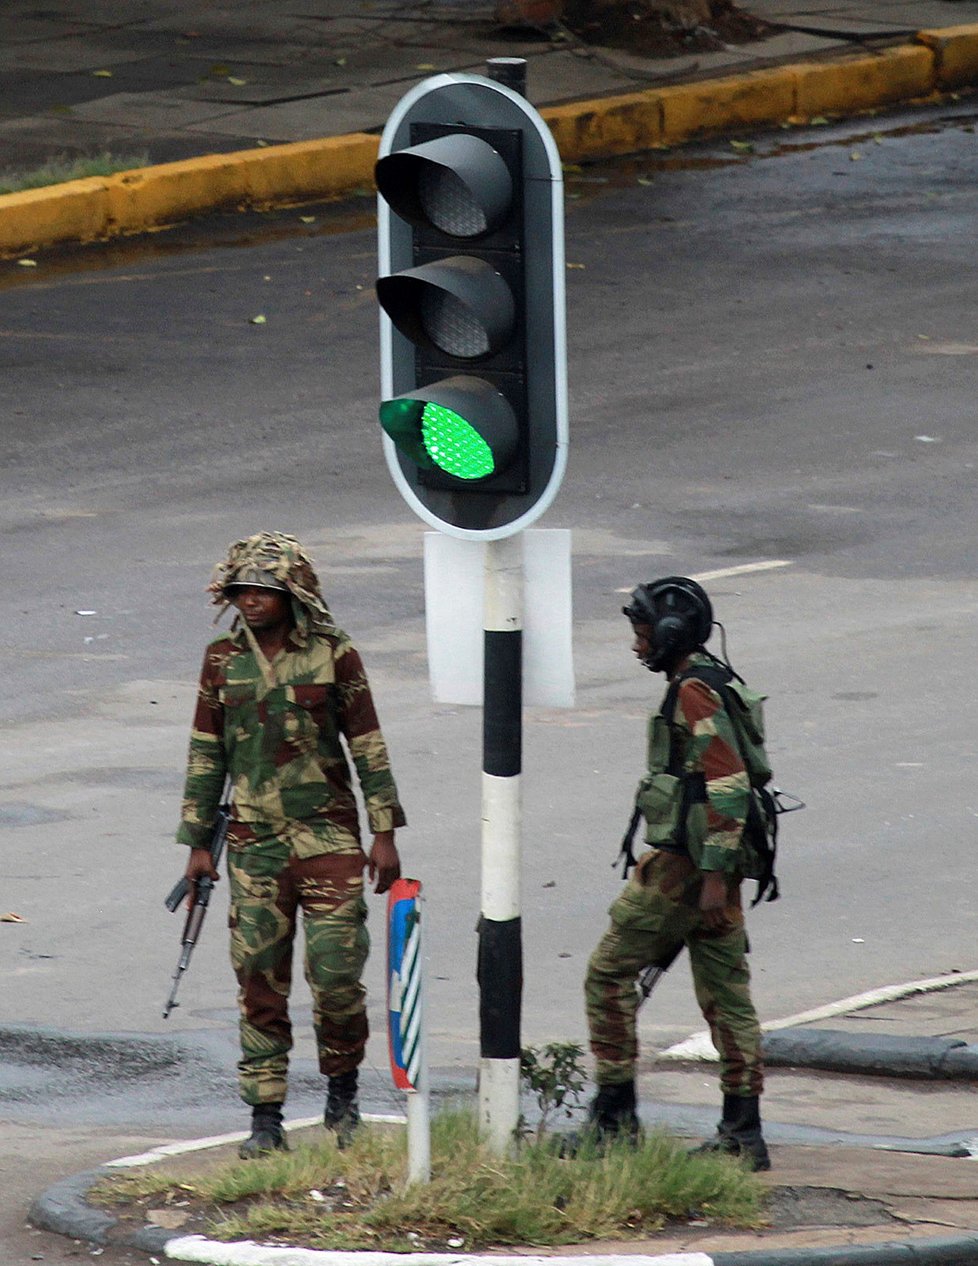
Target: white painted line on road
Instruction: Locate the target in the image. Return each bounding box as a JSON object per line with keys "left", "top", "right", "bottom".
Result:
{"left": 659, "top": 968, "right": 978, "bottom": 1062}
{"left": 165, "top": 1240, "right": 715, "bottom": 1266}
{"left": 105, "top": 1113, "right": 407, "bottom": 1168}
{"left": 691, "top": 560, "right": 793, "bottom": 583}
{"left": 614, "top": 560, "right": 793, "bottom": 595}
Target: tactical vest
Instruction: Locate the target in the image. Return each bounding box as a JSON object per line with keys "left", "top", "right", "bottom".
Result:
{"left": 633, "top": 658, "right": 779, "bottom": 903}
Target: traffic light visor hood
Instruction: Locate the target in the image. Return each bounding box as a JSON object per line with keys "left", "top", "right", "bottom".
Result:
{"left": 377, "top": 256, "right": 515, "bottom": 361}
{"left": 380, "top": 376, "right": 518, "bottom": 482}
{"left": 375, "top": 134, "right": 512, "bottom": 239}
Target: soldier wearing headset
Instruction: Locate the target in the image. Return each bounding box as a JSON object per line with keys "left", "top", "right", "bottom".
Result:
{"left": 583, "top": 576, "right": 770, "bottom": 1171}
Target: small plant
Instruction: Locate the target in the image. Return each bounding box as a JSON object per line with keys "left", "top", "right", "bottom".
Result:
{"left": 0, "top": 151, "right": 149, "bottom": 196}
{"left": 520, "top": 1041, "right": 588, "bottom": 1140}
{"left": 93, "top": 1110, "right": 767, "bottom": 1250}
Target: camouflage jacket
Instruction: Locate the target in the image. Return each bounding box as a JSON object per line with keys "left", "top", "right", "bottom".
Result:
{"left": 176, "top": 623, "right": 406, "bottom": 858}
{"left": 637, "top": 651, "right": 750, "bottom": 874}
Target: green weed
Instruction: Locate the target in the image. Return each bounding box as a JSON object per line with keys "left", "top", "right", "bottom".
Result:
{"left": 0, "top": 151, "right": 149, "bottom": 196}
{"left": 96, "top": 1109, "right": 766, "bottom": 1251}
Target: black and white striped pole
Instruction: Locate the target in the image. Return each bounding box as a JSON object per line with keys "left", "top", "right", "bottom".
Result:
{"left": 478, "top": 533, "right": 524, "bottom": 1149}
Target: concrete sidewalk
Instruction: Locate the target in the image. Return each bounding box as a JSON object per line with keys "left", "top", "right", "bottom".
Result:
{"left": 30, "top": 975, "right": 978, "bottom": 1264}
{"left": 3, "top": 1, "right": 978, "bottom": 255}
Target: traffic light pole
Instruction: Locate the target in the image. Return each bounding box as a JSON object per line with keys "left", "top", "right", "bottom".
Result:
{"left": 478, "top": 532, "right": 524, "bottom": 1152}
{"left": 375, "top": 66, "right": 567, "bottom": 1153}
{"left": 485, "top": 56, "right": 527, "bottom": 97}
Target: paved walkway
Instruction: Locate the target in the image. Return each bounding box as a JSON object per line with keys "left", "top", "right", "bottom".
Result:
{"left": 2, "top": 0, "right": 978, "bottom": 171}
{"left": 4, "top": 0, "right": 978, "bottom": 256}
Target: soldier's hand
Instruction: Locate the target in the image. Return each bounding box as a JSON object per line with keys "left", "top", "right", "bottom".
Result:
{"left": 185, "top": 847, "right": 220, "bottom": 909}
{"left": 698, "top": 870, "right": 728, "bottom": 931}
{"left": 368, "top": 831, "right": 401, "bottom": 895}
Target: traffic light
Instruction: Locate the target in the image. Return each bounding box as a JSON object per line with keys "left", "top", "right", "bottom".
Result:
{"left": 376, "top": 74, "right": 567, "bottom": 541}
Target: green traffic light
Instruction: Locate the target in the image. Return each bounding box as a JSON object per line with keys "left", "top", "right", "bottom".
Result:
{"left": 420, "top": 402, "right": 495, "bottom": 480}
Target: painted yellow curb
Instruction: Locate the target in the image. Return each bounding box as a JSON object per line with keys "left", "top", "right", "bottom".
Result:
{"left": 658, "top": 64, "right": 796, "bottom": 146}
{"left": 793, "top": 44, "right": 933, "bottom": 119}
{"left": 1, "top": 25, "right": 977, "bottom": 259}
{"left": 917, "top": 23, "right": 978, "bottom": 89}
{"left": 0, "top": 133, "right": 380, "bottom": 259}
{"left": 0, "top": 177, "right": 110, "bottom": 259}
{"left": 543, "top": 90, "right": 666, "bottom": 160}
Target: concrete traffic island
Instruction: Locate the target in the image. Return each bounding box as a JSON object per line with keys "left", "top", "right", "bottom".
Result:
{"left": 28, "top": 977, "right": 978, "bottom": 1266}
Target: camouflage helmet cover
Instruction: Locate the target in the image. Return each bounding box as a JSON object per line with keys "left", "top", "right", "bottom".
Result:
{"left": 209, "top": 531, "right": 333, "bottom": 627}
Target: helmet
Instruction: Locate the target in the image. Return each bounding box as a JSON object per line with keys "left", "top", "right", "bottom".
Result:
{"left": 622, "top": 576, "right": 713, "bottom": 672}
{"left": 208, "top": 532, "right": 334, "bottom": 631}
{"left": 224, "top": 565, "right": 289, "bottom": 594}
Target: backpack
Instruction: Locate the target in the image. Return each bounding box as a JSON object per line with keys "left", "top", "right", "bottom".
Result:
{"left": 618, "top": 659, "right": 786, "bottom": 907}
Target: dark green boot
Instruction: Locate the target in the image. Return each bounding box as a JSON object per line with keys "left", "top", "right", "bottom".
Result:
{"left": 693, "top": 1094, "right": 771, "bottom": 1172}
{"left": 324, "top": 1069, "right": 361, "bottom": 1149}
{"left": 239, "top": 1103, "right": 289, "bottom": 1159}
{"left": 588, "top": 1080, "right": 641, "bottom": 1144}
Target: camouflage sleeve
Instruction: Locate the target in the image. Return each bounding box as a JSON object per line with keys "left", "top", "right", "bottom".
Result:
{"left": 175, "top": 643, "right": 228, "bottom": 849}
{"left": 334, "top": 638, "right": 407, "bottom": 835}
{"left": 674, "top": 677, "right": 750, "bottom": 873}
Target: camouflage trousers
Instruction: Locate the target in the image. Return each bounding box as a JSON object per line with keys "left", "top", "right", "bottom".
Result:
{"left": 585, "top": 849, "right": 763, "bottom": 1097}
{"left": 227, "top": 844, "right": 369, "bottom": 1106}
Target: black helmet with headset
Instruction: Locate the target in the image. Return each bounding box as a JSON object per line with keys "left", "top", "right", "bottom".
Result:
{"left": 622, "top": 575, "right": 713, "bottom": 673}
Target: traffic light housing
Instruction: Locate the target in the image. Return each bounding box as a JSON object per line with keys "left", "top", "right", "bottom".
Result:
{"left": 376, "top": 74, "right": 567, "bottom": 540}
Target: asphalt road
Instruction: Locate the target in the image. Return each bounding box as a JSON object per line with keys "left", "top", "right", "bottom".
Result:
{"left": 3, "top": 97, "right": 978, "bottom": 1260}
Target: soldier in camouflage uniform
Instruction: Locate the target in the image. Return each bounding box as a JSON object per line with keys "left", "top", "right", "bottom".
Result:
{"left": 584, "top": 576, "right": 770, "bottom": 1170}
{"left": 178, "top": 532, "right": 406, "bottom": 1157}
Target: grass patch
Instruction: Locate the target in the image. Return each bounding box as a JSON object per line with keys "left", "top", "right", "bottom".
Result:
{"left": 0, "top": 151, "right": 150, "bottom": 196}
{"left": 95, "top": 1110, "right": 767, "bottom": 1252}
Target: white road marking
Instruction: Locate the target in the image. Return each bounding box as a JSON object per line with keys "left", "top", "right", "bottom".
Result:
{"left": 614, "top": 559, "right": 793, "bottom": 595}
{"left": 690, "top": 560, "right": 793, "bottom": 583}
{"left": 105, "top": 1113, "right": 406, "bottom": 1168}
{"left": 660, "top": 969, "right": 978, "bottom": 1062}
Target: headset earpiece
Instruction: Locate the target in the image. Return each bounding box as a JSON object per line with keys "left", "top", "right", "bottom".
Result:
{"left": 624, "top": 576, "right": 713, "bottom": 672}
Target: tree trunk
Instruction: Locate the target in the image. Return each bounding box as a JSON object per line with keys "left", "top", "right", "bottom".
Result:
{"left": 495, "top": 0, "right": 761, "bottom": 50}
{"left": 587, "top": 0, "right": 711, "bottom": 18}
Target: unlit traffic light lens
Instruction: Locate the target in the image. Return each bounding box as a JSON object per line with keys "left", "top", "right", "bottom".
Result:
{"left": 421, "top": 403, "right": 495, "bottom": 479}
{"left": 419, "top": 166, "right": 487, "bottom": 237}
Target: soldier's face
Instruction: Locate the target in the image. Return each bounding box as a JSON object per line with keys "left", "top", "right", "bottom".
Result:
{"left": 231, "top": 586, "right": 292, "bottom": 630}
{"left": 631, "top": 622, "right": 654, "bottom": 663}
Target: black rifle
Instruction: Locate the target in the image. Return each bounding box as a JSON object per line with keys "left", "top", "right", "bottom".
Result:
{"left": 613, "top": 806, "right": 684, "bottom": 1005}
{"left": 163, "top": 795, "right": 230, "bottom": 1019}
{"left": 637, "top": 943, "right": 684, "bottom": 1008}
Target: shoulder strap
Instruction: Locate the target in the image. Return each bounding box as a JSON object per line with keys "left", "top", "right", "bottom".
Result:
{"left": 670, "top": 665, "right": 780, "bottom": 905}
{"left": 664, "top": 663, "right": 732, "bottom": 774}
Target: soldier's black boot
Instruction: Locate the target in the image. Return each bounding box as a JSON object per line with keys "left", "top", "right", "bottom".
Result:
{"left": 693, "top": 1094, "right": 771, "bottom": 1172}
{"left": 239, "top": 1103, "right": 289, "bottom": 1160}
{"left": 324, "top": 1069, "right": 360, "bottom": 1149}
{"left": 588, "top": 1080, "right": 641, "bottom": 1145}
